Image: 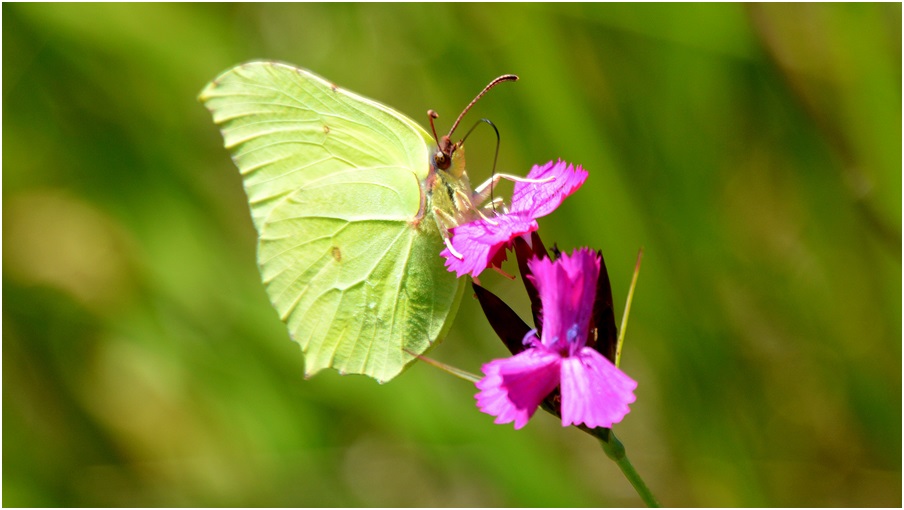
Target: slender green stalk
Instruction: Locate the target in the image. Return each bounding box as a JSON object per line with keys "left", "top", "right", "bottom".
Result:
{"left": 409, "top": 351, "right": 481, "bottom": 383}
{"left": 615, "top": 248, "right": 643, "bottom": 368}
{"left": 588, "top": 428, "right": 660, "bottom": 507}
{"left": 603, "top": 436, "right": 660, "bottom": 507}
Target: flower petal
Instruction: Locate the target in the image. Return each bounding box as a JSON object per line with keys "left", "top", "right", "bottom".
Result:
{"left": 441, "top": 160, "right": 586, "bottom": 279}
{"left": 527, "top": 248, "right": 600, "bottom": 353}
{"left": 559, "top": 347, "right": 637, "bottom": 429}
{"left": 441, "top": 214, "right": 538, "bottom": 278}
{"left": 511, "top": 160, "right": 588, "bottom": 218}
{"left": 475, "top": 348, "right": 561, "bottom": 429}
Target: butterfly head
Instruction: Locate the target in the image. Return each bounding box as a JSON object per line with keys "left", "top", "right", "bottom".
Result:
{"left": 433, "top": 134, "right": 467, "bottom": 176}
{"left": 432, "top": 134, "right": 455, "bottom": 170}
{"left": 428, "top": 112, "right": 465, "bottom": 178}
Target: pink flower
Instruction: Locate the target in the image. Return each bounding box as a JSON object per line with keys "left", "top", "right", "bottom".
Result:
{"left": 441, "top": 160, "right": 587, "bottom": 278}
{"left": 475, "top": 248, "right": 637, "bottom": 429}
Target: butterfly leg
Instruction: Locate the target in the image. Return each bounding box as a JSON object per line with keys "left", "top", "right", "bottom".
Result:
{"left": 472, "top": 173, "right": 505, "bottom": 200}
{"left": 451, "top": 188, "right": 500, "bottom": 226}
{"left": 433, "top": 206, "right": 464, "bottom": 260}
{"left": 471, "top": 172, "right": 556, "bottom": 206}
{"left": 480, "top": 197, "right": 507, "bottom": 215}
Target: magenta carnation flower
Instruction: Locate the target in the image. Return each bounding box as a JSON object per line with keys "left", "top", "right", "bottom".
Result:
{"left": 441, "top": 160, "right": 587, "bottom": 278}
{"left": 475, "top": 248, "right": 637, "bottom": 429}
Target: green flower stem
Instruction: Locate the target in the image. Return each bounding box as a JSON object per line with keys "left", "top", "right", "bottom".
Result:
{"left": 584, "top": 427, "right": 660, "bottom": 507}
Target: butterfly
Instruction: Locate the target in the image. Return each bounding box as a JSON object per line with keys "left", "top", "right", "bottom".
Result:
{"left": 200, "top": 61, "right": 516, "bottom": 382}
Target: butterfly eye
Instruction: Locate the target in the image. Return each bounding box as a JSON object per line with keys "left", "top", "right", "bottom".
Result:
{"left": 433, "top": 150, "right": 451, "bottom": 170}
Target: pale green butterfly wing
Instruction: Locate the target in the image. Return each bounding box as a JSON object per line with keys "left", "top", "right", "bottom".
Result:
{"left": 200, "top": 62, "right": 465, "bottom": 382}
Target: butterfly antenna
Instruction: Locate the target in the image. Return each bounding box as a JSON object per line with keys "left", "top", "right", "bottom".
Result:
{"left": 427, "top": 109, "right": 441, "bottom": 147}
{"left": 447, "top": 74, "right": 518, "bottom": 141}
{"left": 460, "top": 118, "right": 502, "bottom": 212}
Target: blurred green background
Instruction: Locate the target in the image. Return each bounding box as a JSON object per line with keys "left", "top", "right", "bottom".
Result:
{"left": 4, "top": 3, "right": 901, "bottom": 507}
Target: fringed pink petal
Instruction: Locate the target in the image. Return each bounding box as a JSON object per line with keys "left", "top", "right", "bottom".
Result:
{"left": 442, "top": 160, "right": 586, "bottom": 279}
{"left": 441, "top": 214, "right": 538, "bottom": 278}
{"left": 559, "top": 347, "right": 637, "bottom": 429}
{"left": 511, "top": 160, "right": 588, "bottom": 219}
{"left": 527, "top": 249, "right": 601, "bottom": 353}
{"left": 475, "top": 349, "right": 562, "bottom": 429}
